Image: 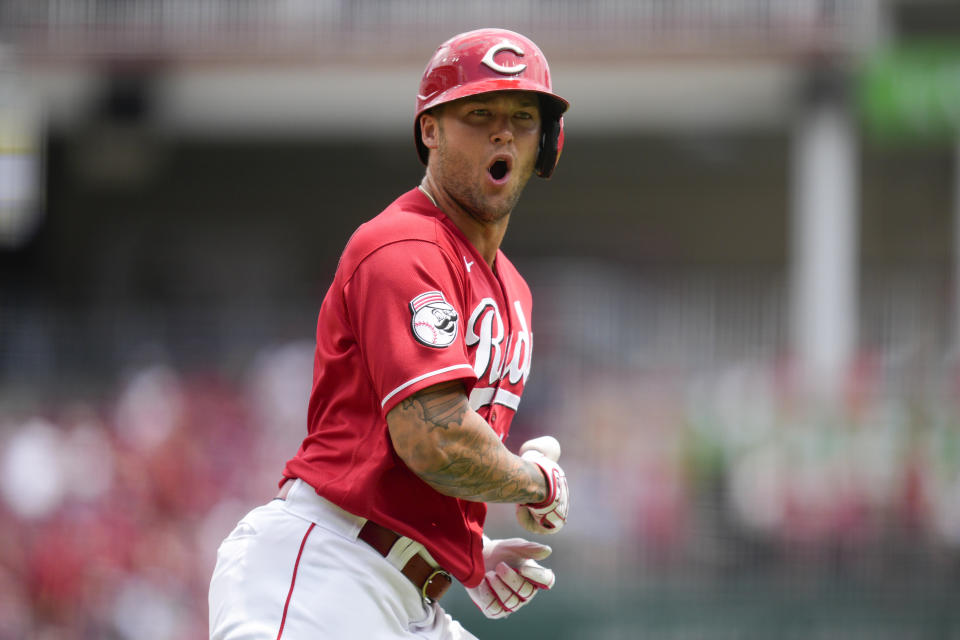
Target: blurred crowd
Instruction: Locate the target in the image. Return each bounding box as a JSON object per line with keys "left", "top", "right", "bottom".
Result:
{"left": 535, "top": 359, "right": 960, "bottom": 590}
{"left": 0, "top": 343, "right": 311, "bottom": 639}
{"left": 3, "top": 339, "right": 960, "bottom": 637}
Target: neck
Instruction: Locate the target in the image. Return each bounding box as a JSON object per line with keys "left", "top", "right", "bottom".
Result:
{"left": 420, "top": 175, "right": 508, "bottom": 269}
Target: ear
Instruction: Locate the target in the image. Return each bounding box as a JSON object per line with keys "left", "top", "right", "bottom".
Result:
{"left": 420, "top": 112, "right": 440, "bottom": 152}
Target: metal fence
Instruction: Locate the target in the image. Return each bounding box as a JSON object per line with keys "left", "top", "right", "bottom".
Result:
{"left": 1, "top": 0, "right": 881, "bottom": 62}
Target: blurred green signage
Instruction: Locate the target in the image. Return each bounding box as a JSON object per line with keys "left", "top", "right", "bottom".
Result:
{"left": 859, "top": 41, "right": 960, "bottom": 143}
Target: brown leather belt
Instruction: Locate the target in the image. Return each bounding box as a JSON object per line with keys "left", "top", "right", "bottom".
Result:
{"left": 276, "top": 480, "right": 452, "bottom": 602}
{"left": 357, "top": 520, "right": 453, "bottom": 601}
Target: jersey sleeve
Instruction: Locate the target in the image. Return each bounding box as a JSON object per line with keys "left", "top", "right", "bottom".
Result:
{"left": 343, "top": 239, "right": 477, "bottom": 416}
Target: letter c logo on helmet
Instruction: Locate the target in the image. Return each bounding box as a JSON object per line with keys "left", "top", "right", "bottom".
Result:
{"left": 481, "top": 42, "right": 527, "bottom": 75}
{"left": 414, "top": 28, "right": 569, "bottom": 179}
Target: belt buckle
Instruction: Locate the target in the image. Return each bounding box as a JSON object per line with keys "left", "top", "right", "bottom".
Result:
{"left": 421, "top": 567, "right": 452, "bottom": 603}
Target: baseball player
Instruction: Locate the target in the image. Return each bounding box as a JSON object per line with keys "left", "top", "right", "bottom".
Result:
{"left": 209, "top": 28, "right": 570, "bottom": 639}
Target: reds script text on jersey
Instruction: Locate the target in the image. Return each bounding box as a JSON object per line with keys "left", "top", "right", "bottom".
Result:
{"left": 282, "top": 188, "right": 533, "bottom": 588}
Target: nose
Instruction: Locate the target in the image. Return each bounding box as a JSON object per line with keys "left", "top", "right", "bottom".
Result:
{"left": 490, "top": 115, "right": 514, "bottom": 145}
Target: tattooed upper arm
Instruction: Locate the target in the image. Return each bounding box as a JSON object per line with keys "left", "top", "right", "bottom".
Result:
{"left": 386, "top": 380, "right": 545, "bottom": 504}
{"left": 398, "top": 380, "right": 468, "bottom": 433}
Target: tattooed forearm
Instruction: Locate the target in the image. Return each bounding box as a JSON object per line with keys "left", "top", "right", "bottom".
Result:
{"left": 388, "top": 381, "right": 546, "bottom": 504}
{"left": 418, "top": 419, "right": 545, "bottom": 503}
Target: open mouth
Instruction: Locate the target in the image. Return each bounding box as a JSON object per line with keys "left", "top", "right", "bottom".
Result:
{"left": 488, "top": 159, "right": 510, "bottom": 182}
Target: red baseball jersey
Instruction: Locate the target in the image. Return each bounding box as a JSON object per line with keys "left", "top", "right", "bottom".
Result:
{"left": 282, "top": 188, "right": 533, "bottom": 587}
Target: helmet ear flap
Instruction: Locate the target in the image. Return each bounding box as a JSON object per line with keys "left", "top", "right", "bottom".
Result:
{"left": 535, "top": 101, "right": 564, "bottom": 179}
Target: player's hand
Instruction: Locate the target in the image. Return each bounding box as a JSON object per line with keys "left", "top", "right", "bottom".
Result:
{"left": 465, "top": 536, "right": 555, "bottom": 619}
{"left": 516, "top": 436, "right": 569, "bottom": 534}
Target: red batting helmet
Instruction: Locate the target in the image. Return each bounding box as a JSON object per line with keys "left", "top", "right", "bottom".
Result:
{"left": 414, "top": 28, "right": 569, "bottom": 179}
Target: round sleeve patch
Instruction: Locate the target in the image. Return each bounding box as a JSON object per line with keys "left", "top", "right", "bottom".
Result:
{"left": 410, "top": 291, "right": 459, "bottom": 348}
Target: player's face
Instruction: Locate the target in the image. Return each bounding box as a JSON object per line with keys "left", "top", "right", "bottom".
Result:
{"left": 429, "top": 91, "right": 541, "bottom": 223}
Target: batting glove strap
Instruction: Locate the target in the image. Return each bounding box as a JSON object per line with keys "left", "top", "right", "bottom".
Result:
{"left": 519, "top": 451, "right": 569, "bottom": 532}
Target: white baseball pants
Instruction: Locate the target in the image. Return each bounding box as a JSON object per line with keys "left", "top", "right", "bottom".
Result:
{"left": 209, "top": 478, "right": 477, "bottom": 640}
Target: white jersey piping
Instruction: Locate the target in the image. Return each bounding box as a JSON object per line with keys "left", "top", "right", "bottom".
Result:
{"left": 380, "top": 364, "right": 475, "bottom": 408}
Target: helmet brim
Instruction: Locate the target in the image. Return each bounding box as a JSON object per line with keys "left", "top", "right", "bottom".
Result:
{"left": 418, "top": 79, "right": 569, "bottom": 119}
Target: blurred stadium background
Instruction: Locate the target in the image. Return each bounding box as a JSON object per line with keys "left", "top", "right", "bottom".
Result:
{"left": 2, "top": 0, "right": 960, "bottom": 638}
